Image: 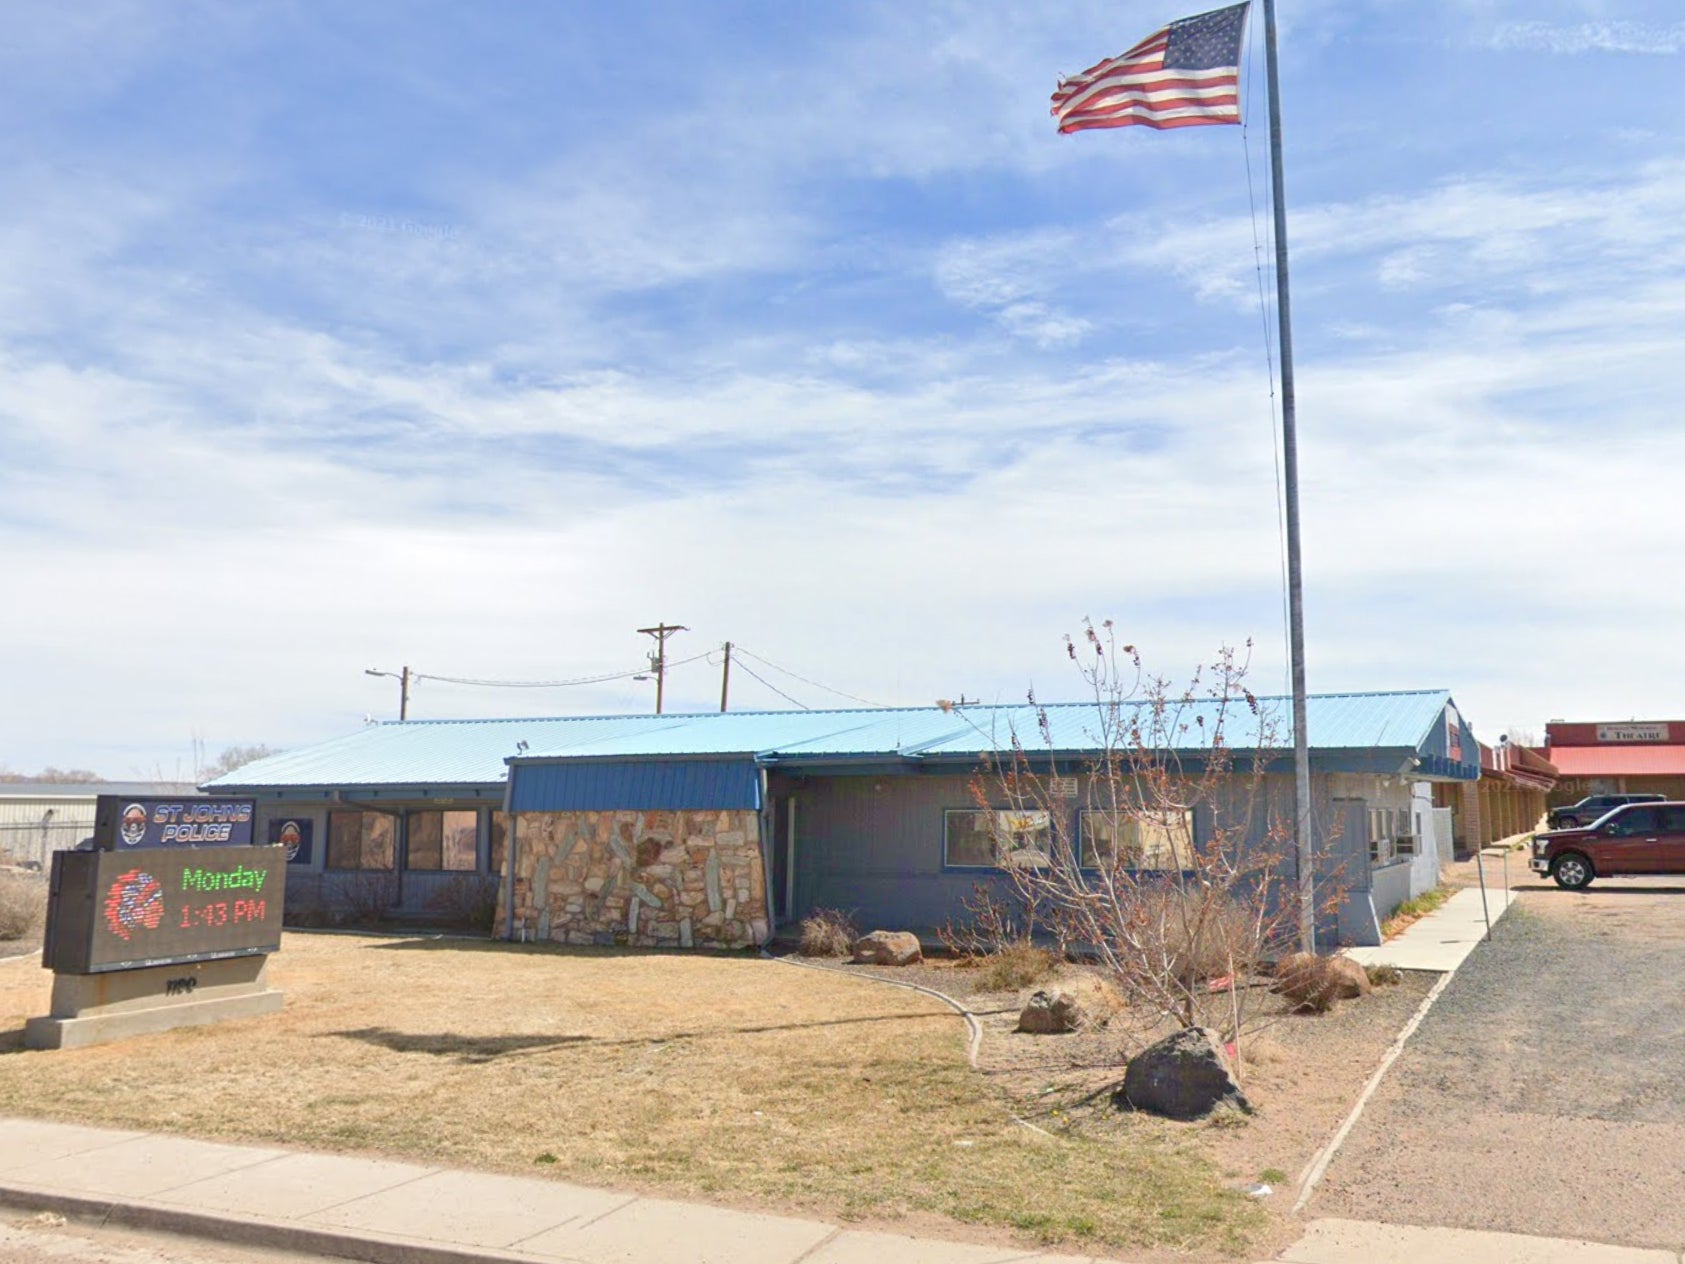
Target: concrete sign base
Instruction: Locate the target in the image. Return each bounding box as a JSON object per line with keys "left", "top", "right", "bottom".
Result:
{"left": 24, "top": 955, "right": 283, "bottom": 1051}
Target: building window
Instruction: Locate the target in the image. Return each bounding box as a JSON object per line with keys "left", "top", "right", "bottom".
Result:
{"left": 327, "top": 811, "right": 395, "bottom": 870}
{"left": 405, "top": 810, "right": 479, "bottom": 872}
{"left": 1368, "top": 807, "right": 1415, "bottom": 864}
{"left": 943, "top": 809, "right": 1051, "bottom": 869}
{"left": 1079, "top": 808, "right": 1195, "bottom": 871}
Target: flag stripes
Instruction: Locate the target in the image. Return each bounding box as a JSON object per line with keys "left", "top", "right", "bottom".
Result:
{"left": 1052, "top": 3, "right": 1249, "bottom": 134}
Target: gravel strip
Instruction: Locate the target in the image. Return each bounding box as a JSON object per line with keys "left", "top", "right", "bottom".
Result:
{"left": 1311, "top": 887, "right": 1685, "bottom": 1250}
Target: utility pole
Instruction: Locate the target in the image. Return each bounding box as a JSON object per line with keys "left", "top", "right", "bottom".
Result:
{"left": 637, "top": 623, "right": 687, "bottom": 715}
{"left": 364, "top": 666, "right": 411, "bottom": 720}
{"left": 719, "top": 641, "right": 733, "bottom": 712}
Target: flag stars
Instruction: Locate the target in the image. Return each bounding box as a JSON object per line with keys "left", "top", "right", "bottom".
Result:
{"left": 1165, "top": 4, "right": 1251, "bottom": 72}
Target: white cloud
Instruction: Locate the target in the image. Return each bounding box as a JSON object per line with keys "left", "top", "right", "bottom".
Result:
{"left": 10, "top": 3, "right": 1685, "bottom": 773}
{"left": 1491, "top": 21, "right": 1685, "bottom": 55}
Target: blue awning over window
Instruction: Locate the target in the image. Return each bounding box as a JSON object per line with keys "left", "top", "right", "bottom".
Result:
{"left": 508, "top": 759, "right": 761, "bottom": 813}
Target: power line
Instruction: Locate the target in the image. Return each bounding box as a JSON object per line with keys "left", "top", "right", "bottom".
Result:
{"left": 413, "top": 651, "right": 711, "bottom": 690}
{"left": 731, "top": 660, "right": 810, "bottom": 710}
{"left": 732, "top": 646, "right": 885, "bottom": 707}
{"left": 416, "top": 666, "right": 645, "bottom": 689}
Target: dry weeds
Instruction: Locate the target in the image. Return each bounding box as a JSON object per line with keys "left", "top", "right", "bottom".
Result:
{"left": 795, "top": 908, "right": 856, "bottom": 957}
{"left": 969, "top": 940, "right": 1059, "bottom": 992}
{"left": 0, "top": 870, "right": 45, "bottom": 946}
{"left": 0, "top": 934, "right": 1256, "bottom": 1258}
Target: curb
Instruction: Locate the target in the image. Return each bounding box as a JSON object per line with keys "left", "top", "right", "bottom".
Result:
{"left": 0, "top": 1181, "right": 539, "bottom": 1264}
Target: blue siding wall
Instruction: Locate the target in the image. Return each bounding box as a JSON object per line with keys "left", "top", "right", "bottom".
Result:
{"left": 784, "top": 770, "right": 1387, "bottom": 948}
{"left": 509, "top": 759, "right": 761, "bottom": 812}
{"left": 788, "top": 774, "right": 995, "bottom": 932}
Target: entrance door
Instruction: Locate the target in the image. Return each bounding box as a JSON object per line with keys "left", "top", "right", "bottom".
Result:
{"left": 770, "top": 796, "right": 795, "bottom": 920}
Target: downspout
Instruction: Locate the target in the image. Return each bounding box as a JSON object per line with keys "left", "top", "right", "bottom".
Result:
{"left": 502, "top": 768, "right": 519, "bottom": 942}
{"left": 758, "top": 767, "right": 776, "bottom": 946}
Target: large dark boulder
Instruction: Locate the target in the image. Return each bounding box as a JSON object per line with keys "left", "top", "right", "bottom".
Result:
{"left": 1117, "top": 1027, "right": 1250, "bottom": 1120}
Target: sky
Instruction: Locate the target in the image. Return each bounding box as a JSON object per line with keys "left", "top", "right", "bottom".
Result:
{"left": 5, "top": 0, "right": 1685, "bottom": 778}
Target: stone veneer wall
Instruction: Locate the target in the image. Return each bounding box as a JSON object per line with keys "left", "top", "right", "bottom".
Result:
{"left": 498, "top": 809, "right": 768, "bottom": 949}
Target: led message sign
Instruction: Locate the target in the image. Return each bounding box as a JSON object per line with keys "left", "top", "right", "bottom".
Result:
{"left": 94, "top": 796, "right": 256, "bottom": 849}
{"left": 43, "top": 844, "right": 285, "bottom": 974}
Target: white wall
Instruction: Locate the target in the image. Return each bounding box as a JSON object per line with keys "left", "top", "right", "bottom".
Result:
{"left": 1409, "top": 781, "right": 1442, "bottom": 896}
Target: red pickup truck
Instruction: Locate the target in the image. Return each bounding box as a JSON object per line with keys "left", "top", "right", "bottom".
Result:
{"left": 1531, "top": 801, "right": 1685, "bottom": 889}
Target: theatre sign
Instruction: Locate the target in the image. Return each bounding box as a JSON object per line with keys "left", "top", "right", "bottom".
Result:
{"left": 1596, "top": 723, "right": 1670, "bottom": 744}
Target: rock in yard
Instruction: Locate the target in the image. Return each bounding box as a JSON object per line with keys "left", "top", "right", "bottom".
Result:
{"left": 1275, "top": 952, "right": 1371, "bottom": 1009}
{"left": 1324, "top": 955, "right": 1372, "bottom": 998}
{"left": 1117, "top": 1026, "right": 1251, "bottom": 1120}
{"left": 1018, "top": 988, "right": 1085, "bottom": 1034}
{"left": 852, "top": 930, "right": 923, "bottom": 966}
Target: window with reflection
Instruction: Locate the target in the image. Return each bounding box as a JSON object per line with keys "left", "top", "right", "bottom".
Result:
{"left": 1079, "top": 808, "right": 1194, "bottom": 871}
{"left": 405, "top": 810, "right": 479, "bottom": 871}
{"left": 326, "top": 810, "right": 395, "bottom": 870}
{"left": 943, "top": 809, "right": 1052, "bottom": 869}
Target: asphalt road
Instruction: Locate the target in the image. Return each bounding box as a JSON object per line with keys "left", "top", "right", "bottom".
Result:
{"left": 0, "top": 1212, "right": 339, "bottom": 1264}
{"left": 1310, "top": 875, "right": 1685, "bottom": 1251}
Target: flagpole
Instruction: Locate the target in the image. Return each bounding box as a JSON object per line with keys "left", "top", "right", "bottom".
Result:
{"left": 1259, "top": 0, "right": 1315, "bottom": 953}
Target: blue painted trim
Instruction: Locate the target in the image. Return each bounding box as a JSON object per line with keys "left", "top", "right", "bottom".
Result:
{"left": 1415, "top": 753, "right": 1480, "bottom": 781}
{"left": 509, "top": 759, "right": 761, "bottom": 812}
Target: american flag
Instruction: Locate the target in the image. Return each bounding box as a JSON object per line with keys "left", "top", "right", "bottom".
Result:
{"left": 1051, "top": 3, "right": 1250, "bottom": 134}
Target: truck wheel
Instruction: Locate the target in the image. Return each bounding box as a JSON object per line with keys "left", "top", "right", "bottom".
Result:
{"left": 1556, "top": 815, "right": 1580, "bottom": 829}
{"left": 1551, "top": 852, "right": 1594, "bottom": 890}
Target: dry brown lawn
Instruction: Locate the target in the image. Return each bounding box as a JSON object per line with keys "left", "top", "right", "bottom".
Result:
{"left": 850, "top": 953, "right": 1437, "bottom": 1260}
{"left": 0, "top": 935, "right": 1258, "bottom": 1258}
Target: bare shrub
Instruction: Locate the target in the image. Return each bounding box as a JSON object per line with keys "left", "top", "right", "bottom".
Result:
{"left": 1273, "top": 952, "right": 1369, "bottom": 1012}
{"left": 942, "top": 623, "right": 1347, "bottom": 1077}
{"left": 334, "top": 871, "right": 399, "bottom": 926}
{"left": 283, "top": 876, "right": 332, "bottom": 929}
{"left": 1365, "top": 962, "right": 1403, "bottom": 987}
{"left": 1273, "top": 953, "right": 1338, "bottom": 1012}
{"left": 939, "top": 883, "right": 1057, "bottom": 958}
{"left": 797, "top": 908, "right": 857, "bottom": 957}
{"left": 425, "top": 874, "right": 499, "bottom": 933}
{"left": 1058, "top": 972, "right": 1125, "bottom": 1023}
{"left": 0, "top": 869, "right": 45, "bottom": 941}
{"left": 1129, "top": 884, "right": 1264, "bottom": 987}
{"left": 974, "top": 940, "right": 1059, "bottom": 991}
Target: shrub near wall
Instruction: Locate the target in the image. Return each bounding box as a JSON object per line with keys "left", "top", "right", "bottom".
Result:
{"left": 502, "top": 809, "right": 768, "bottom": 949}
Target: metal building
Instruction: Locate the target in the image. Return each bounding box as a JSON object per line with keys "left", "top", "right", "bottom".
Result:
{"left": 0, "top": 782, "right": 199, "bottom": 869}
{"left": 210, "top": 689, "right": 1479, "bottom": 948}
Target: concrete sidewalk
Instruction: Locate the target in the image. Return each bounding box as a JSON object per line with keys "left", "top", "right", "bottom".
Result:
{"left": 1342, "top": 883, "right": 1518, "bottom": 973}
{"left": 0, "top": 1116, "right": 1111, "bottom": 1264}
{"left": 4, "top": 1117, "right": 1676, "bottom": 1263}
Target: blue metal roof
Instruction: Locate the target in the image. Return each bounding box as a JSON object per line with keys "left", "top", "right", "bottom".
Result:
{"left": 208, "top": 689, "right": 1471, "bottom": 790}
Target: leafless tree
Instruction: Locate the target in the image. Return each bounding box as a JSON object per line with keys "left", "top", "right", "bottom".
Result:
{"left": 0, "top": 767, "right": 105, "bottom": 784}
{"left": 947, "top": 622, "right": 1340, "bottom": 1073}
{"left": 196, "top": 744, "right": 280, "bottom": 782}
